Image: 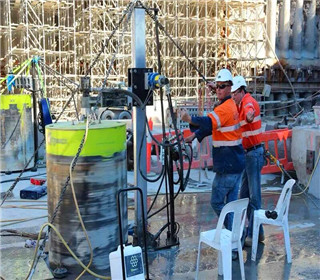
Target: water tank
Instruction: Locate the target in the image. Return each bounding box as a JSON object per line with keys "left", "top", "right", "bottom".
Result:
{"left": 0, "top": 94, "right": 34, "bottom": 172}
{"left": 46, "top": 120, "right": 127, "bottom": 275}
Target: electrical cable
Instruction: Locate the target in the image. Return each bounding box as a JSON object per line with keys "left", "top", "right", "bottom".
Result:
{"left": 143, "top": 9, "right": 193, "bottom": 234}
{"left": 147, "top": 174, "right": 166, "bottom": 214}
{"left": 147, "top": 146, "right": 191, "bottom": 214}
{"left": 24, "top": 223, "right": 111, "bottom": 280}
{"left": 6, "top": 3, "right": 144, "bottom": 277}
{"left": 138, "top": 118, "right": 165, "bottom": 182}
{"left": 167, "top": 93, "right": 185, "bottom": 191}
{"left": 153, "top": 221, "right": 180, "bottom": 242}
{"left": 263, "top": 149, "right": 320, "bottom": 209}
{"left": 100, "top": 88, "right": 168, "bottom": 184}
{"left": 26, "top": 120, "right": 89, "bottom": 279}
{"left": 147, "top": 152, "right": 191, "bottom": 219}
{"left": 68, "top": 118, "right": 94, "bottom": 280}
{"left": 292, "top": 149, "right": 320, "bottom": 196}
{"left": 25, "top": 118, "right": 93, "bottom": 280}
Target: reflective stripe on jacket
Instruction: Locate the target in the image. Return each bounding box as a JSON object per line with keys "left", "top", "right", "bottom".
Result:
{"left": 208, "top": 98, "right": 243, "bottom": 148}
{"left": 190, "top": 96, "right": 245, "bottom": 174}
{"left": 238, "top": 93, "right": 262, "bottom": 149}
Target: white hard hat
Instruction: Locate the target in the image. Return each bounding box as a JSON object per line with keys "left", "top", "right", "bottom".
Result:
{"left": 215, "top": 69, "right": 233, "bottom": 85}
{"left": 231, "top": 76, "right": 247, "bottom": 92}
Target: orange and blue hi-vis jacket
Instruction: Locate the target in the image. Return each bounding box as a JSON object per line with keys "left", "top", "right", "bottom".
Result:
{"left": 189, "top": 96, "right": 245, "bottom": 174}
{"left": 238, "top": 93, "right": 262, "bottom": 149}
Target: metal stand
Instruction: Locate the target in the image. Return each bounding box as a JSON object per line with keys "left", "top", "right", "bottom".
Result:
{"left": 117, "top": 187, "right": 150, "bottom": 280}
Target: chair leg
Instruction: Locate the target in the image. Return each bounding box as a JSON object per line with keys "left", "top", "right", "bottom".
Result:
{"left": 251, "top": 217, "right": 260, "bottom": 261}
{"left": 238, "top": 241, "right": 245, "bottom": 280}
{"left": 221, "top": 244, "right": 232, "bottom": 280}
{"left": 195, "top": 241, "right": 202, "bottom": 280}
{"left": 218, "top": 251, "right": 223, "bottom": 276}
{"left": 283, "top": 220, "right": 292, "bottom": 263}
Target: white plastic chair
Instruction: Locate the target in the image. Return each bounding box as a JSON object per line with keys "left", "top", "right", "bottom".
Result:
{"left": 195, "top": 198, "right": 249, "bottom": 280}
{"left": 251, "top": 178, "right": 296, "bottom": 263}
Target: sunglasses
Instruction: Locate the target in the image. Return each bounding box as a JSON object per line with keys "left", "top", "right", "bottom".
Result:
{"left": 216, "top": 84, "right": 230, "bottom": 89}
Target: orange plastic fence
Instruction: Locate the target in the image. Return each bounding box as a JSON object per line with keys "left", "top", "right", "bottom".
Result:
{"left": 260, "top": 128, "right": 294, "bottom": 174}
{"left": 149, "top": 130, "right": 212, "bottom": 173}
{"left": 148, "top": 128, "right": 294, "bottom": 175}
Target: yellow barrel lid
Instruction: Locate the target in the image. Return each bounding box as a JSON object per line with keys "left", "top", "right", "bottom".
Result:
{"left": 46, "top": 120, "right": 126, "bottom": 157}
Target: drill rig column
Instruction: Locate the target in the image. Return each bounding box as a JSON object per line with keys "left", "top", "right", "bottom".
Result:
{"left": 132, "top": 7, "right": 148, "bottom": 241}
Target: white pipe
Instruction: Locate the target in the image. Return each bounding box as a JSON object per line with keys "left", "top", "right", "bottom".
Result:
{"left": 292, "top": 0, "right": 303, "bottom": 59}
{"left": 305, "top": 0, "right": 316, "bottom": 57}
{"left": 266, "top": 0, "right": 277, "bottom": 58}
{"left": 279, "top": 0, "right": 291, "bottom": 58}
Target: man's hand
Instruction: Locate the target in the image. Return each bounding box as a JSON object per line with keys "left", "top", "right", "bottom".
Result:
{"left": 206, "top": 81, "right": 216, "bottom": 90}
{"left": 185, "top": 133, "right": 196, "bottom": 143}
{"left": 246, "top": 110, "right": 255, "bottom": 123}
{"left": 180, "top": 109, "right": 191, "bottom": 123}
{"left": 206, "top": 81, "right": 216, "bottom": 95}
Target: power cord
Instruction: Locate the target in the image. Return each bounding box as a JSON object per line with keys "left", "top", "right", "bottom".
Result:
{"left": 263, "top": 149, "right": 320, "bottom": 209}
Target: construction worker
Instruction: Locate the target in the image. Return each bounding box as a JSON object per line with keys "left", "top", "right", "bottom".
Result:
{"left": 180, "top": 69, "right": 245, "bottom": 233}
{"left": 231, "top": 75, "right": 265, "bottom": 247}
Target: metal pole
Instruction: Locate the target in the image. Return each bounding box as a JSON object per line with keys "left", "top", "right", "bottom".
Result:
{"left": 132, "top": 7, "right": 148, "bottom": 240}
{"left": 32, "top": 63, "right": 38, "bottom": 170}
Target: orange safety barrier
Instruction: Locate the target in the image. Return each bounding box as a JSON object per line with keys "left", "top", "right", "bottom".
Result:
{"left": 149, "top": 129, "right": 212, "bottom": 173}
{"left": 182, "top": 129, "right": 213, "bottom": 169}
{"left": 146, "top": 118, "right": 153, "bottom": 173}
{"left": 260, "top": 128, "right": 294, "bottom": 174}
{"left": 149, "top": 128, "right": 294, "bottom": 175}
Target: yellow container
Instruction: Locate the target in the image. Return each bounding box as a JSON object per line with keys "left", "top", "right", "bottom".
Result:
{"left": 46, "top": 120, "right": 128, "bottom": 274}
{"left": 0, "top": 94, "right": 34, "bottom": 172}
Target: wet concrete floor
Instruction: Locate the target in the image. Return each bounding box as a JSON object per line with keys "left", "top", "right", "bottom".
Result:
{"left": 1, "top": 172, "right": 320, "bottom": 279}
{"left": 145, "top": 189, "right": 320, "bottom": 280}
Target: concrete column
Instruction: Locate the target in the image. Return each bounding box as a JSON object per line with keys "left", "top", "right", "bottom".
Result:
{"left": 305, "top": 0, "right": 316, "bottom": 57}
{"left": 279, "top": 0, "right": 291, "bottom": 58}
{"left": 292, "top": 0, "right": 303, "bottom": 59}
{"left": 266, "top": 0, "right": 277, "bottom": 57}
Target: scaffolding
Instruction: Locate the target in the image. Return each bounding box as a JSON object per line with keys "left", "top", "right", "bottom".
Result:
{"left": 0, "top": 0, "right": 268, "bottom": 117}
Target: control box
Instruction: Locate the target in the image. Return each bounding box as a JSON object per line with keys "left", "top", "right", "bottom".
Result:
{"left": 20, "top": 185, "right": 47, "bottom": 200}
{"left": 109, "top": 245, "right": 144, "bottom": 280}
